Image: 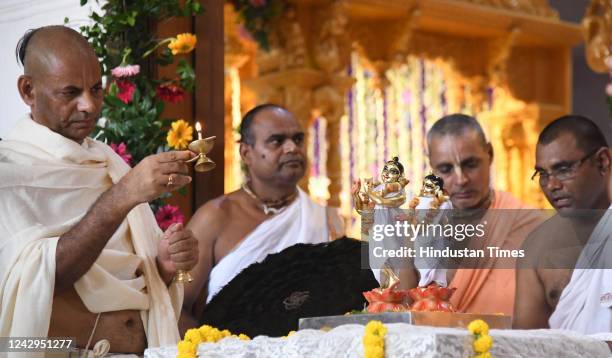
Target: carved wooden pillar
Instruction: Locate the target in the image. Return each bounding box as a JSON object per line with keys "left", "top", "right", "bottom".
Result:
{"left": 583, "top": 0, "right": 612, "bottom": 73}
{"left": 194, "top": 0, "right": 224, "bottom": 208}
{"left": 313, "top": 77, "right": 354, "bottom": 207}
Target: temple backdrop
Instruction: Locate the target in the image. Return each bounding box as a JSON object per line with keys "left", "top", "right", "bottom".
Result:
{"left": 222, "top": 0, "right": 589, "bottom": 236}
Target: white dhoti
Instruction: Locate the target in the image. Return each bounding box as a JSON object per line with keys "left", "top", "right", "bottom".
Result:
{"left": 206, "top": 188, "right": 329, "bottom": 303}
{"left": 0, "top": 116, "right": 182, "bottom": 357}
{"left": 549, "top": 207, "right": 612, "bottom": 334}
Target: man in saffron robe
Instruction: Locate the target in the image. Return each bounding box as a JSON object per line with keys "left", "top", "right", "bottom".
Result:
{"left": 415, "top": 114, "right": 544, "bottom": 315}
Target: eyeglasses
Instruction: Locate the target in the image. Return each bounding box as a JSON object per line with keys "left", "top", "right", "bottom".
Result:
{"left": 531, "top": 149, "right": 600, "bottom": 185}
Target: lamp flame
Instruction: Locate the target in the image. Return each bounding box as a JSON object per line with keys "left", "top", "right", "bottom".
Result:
{"left": 195, "top": 121, "right": 203, "bottom": 140}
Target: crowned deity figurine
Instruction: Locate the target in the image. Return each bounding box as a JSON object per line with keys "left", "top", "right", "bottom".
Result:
{"left": 353, "top": 157, "right": 410, "bottom": 288}
{"left": 366, "top": 157, "right": 410, "bottom": 208}
{"left": 408, "top": 172, "right": 449, "bottom": 211}
{"left": 407, "top": 172, "right": 453, "bottom": 288}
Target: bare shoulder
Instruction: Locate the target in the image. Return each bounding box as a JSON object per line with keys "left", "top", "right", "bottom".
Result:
{"left": 187, "top": 190, "right": 244, "bottom": 237}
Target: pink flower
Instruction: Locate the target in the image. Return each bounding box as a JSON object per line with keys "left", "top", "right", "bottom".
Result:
{"left": 155, "top": 204, "right": 185, "bottom": 231}
{"left": 605, "top": 56, "right": 612, "bottom": 71}
{"left": 156, "top": 83, "right": 186, "bottom": 103}
{"left": 237, "top": 25, "right": 255, "bottom": 41}
{"left": 606, "top": 83, "right": 612, "bottom": 97}
{"left": 111, "top": 64, "right": 140, "bottom": 78}
{"left": 109, "top": 142, "right": 132, "bottom": 166}
{"left": 116, "top": 80, "right": 136, "bottom": 104}
{"left": 249, "top": 0, "right": 266, "bottom": 7}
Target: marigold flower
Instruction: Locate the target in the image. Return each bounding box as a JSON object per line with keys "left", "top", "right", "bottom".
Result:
{"left": 184, "top": 328, "right": 202, "bottom": 345}
{"left": 364, "top": 320, "right": 388, "bottom": 337}
{"left": 475, "top": 353, "right": 492, "bottom": 358}
{"left": 111, "top": 64, "right": 140, "bottom": 78}
{"left": 238, "top": 334, "right": 250, "bottom": 341}
{"left": 473, "top": 334, "right": 493, "bottom": 353}
{"left": 168, "top": 33, "right": 197, "bottom": 55}
{"left": 364, "top": 345, "right": 384, "bottom": 358}
{"left": 198, "top": 325, "right": 213, "bottom": 337}
{"left": 363, "top": 334, "right": 383, "bottom": 347}
{"left": 109, "top": 142, "right": 132, "bottom": 166}
{"left": 176, "top": 353, "right": 195, "bottom": 358}
{"left": 116, "top": 80, "right": 136, "bottom": 104}
{"left": 177, "top": 341, "right": 196, "bottom": 354}
{"left": 166, "top": 119, "right": 193, "bottom": 150}
{"left": 178, "top": 324, "right": 247, "bottom": 356}
{"left": 363, "top": 321, "right": 386, "bottom": 358}
{"left": 467, "top": 319, "right": 489, "bottom": 336}
{"left": 155, "top": 204, "right": 184, "bottom": 231}
{"left": 156, "top": 83, "right": 186, "bottom": 103}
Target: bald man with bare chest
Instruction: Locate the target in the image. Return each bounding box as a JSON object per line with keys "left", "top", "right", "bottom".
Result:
{"left": 0, "top": 26, "right": 199, "bottom": 355}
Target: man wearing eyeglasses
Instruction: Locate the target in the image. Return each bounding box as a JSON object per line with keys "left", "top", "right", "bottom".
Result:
{"left": 514, "top": 115, "right": 611, "bottom": 334}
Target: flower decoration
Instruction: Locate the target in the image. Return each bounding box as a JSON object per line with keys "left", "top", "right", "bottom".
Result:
{"left": 168, "top": 33, "right": 197, "bottom": 55}
{"left": 155, "top": 204, "right": 185, "bottom": 231}
{"left": 116, "top": 80, "right": 136, "bottom": 104}
{"left": 111, "top": 64, "right": 140, "bottom": 78}
{"left": 166, "top": 119, "right": 193, "bottom": 150}
{"left": 474, "top": 335, "right": 493, "bottom": 354}
{"left": 79, "top": 0, "right": 202, "bottom": 227}
{"left": 468, "top": 319, "right": 493, "bottom": 358}
{"left": 467, "top": 319, "right": 489, "bottom": 336}
{"left": 110, "top": 142, "right": 133, "bottom": 166}
{"left": 363, "top": 320, "right": 387, "bottom": 358}
{"left": 281, "top": 331, "right": 296, "bottom": 339}
{"left": 363, "top": 281, "right": 411, "bottom": 313}
{"left": 177, "top": 325, "right": 249, "bottom": 358}
{"left": 230, "top": 0, "right": 285, "bottom": 50}
{"left": 157, "top": 83, "right": 186, "bottom": 103}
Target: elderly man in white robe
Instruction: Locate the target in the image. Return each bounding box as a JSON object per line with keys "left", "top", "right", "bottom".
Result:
{"left": 182, "top": 104, "right": 343, "bottom": 330}
{"left": 0, "top": 26, "right": 198, "bottom": 356}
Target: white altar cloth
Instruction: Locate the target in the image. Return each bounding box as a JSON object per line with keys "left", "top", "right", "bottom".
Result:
{"left": 145, "top": 323, "right": 610, "bottom": 358}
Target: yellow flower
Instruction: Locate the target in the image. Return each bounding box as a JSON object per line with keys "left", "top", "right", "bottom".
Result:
{"left": 168, "top": 33, "right": 197, "bottom": 55}
{"left": 167, "top": 119, "right": 193, "bottom": 149}
{"left": 177, "top": 340, "right": 196, "bottom": 354}
{"left": 365, "top": 321, "right": 388, "bottom": 337}
{"left": 184, "top": 328, "right": 202, "bottom": 345}
{"left": 364, "top": 345, "right": 384, "bottom": 358}
{"left": 179, "top": 324, "right": 248, "bottom": 354}
{"left": 363, "top": 321, "right": 386, "bottom": 358}
{"left": 475, "top": 353, "right": 492, "bottom": 358}
{"left": 237, "top": 334, "right": 251, "bottom": 341}
{"left": 176, "top": 353, "right": 195, "bottom": 358}
{"left": 473, "top": 334, "right": 493, "bottom": 353}
{"left": 363, "top": 334, "right": 383, "bottom": 347}
{"left": 468, "top": 319, "right": 489, "bottom": 336}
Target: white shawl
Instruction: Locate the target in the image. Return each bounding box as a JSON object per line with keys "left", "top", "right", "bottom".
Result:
{"left": 548, "top": 206, "right": 612, "bottom": 334}
{"left": 206, "top": 188, "right": 329, "bottom": 303}
{"left": 0, "top": 116, "right": 182, "bottom": 354}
